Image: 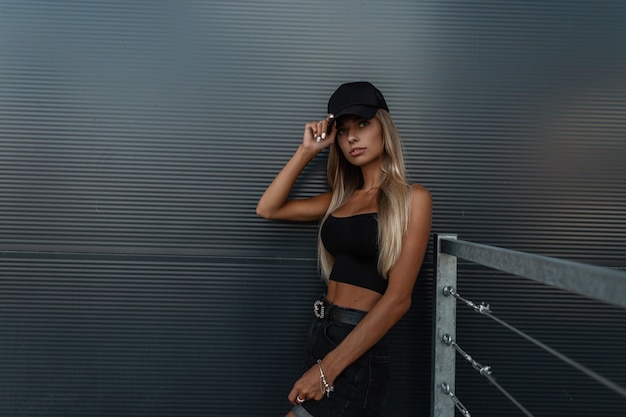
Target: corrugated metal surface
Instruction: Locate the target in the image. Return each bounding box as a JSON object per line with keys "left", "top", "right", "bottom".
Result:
{"left": 0, "top": 252, "right": 432, "bottom": 416}
{"left": 1, "top": 0, "right": 625, "bottom": 416}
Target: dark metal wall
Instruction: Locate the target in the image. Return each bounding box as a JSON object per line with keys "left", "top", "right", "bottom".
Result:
{"left": 0, "top": 1, "right": 624, "bottom": 416}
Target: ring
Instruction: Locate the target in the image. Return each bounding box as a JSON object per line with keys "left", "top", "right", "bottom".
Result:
{"left": 296, "top": 396, "right": 305, "bottom": 403}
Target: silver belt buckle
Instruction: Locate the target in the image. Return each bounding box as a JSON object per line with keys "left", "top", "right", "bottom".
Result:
{"left": 314, "top": 299, "right": 325, "bottom": 319}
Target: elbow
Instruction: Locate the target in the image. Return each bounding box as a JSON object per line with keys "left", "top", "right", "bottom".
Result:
{"left": 255, "top": 204, "right": 264, "bottom": 218}
{"left": 256, "top": 204, "right": 271, "bottom": 219}
{"left": 256, "top": 201, "right": 280, "bottom": 220}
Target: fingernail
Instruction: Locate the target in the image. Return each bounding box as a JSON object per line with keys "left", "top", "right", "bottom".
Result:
{"left": 321, "top": 133, "right": 326, "bottom": 139}
{"left": 316, "top": 137, "right": 321, "bottom": 143}
{"left": 329, "top": 114, "right": 334, "bottom": 119}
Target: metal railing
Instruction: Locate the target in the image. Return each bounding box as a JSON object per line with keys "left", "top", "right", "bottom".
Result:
{"left": 432, "top": 234, "right": 626, "bottom": 417}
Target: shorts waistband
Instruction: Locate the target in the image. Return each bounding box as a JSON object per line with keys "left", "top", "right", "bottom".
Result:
{"left": 313, "top": 296, "right": 367, "bottom": 326}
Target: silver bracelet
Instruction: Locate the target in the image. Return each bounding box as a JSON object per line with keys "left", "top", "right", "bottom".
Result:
{"left": 317, "top": 359, "right": 335, "bottom": 397}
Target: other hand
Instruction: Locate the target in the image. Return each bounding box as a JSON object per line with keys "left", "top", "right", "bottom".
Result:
{"left": 287, "top": 363, "right": 327, "bottom": 405}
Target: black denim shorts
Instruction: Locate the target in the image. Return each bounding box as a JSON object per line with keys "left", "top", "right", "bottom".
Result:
{"left": 293, "top": 307, "right": 391, "bottom": 417}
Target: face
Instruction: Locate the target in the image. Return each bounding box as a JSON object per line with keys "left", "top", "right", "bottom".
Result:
{"left": 335, "top": 115, "right": 385, "bottom": 167}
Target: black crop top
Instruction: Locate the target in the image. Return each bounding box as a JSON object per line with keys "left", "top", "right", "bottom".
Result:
{"left": 320, "top": 213, "right": 388, "bottom": 294}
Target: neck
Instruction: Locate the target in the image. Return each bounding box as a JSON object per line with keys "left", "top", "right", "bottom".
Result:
{"left": 360, "top": 163, "right": 382, "bottom": 191}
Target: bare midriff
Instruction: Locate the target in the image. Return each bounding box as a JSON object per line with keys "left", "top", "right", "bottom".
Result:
{"left": 326, "top": 280, "right": 382, "bottom": 312}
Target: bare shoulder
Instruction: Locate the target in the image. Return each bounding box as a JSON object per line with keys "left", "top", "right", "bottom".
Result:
{"left": 409, "top": 183, "right": 432, "bottom": 208}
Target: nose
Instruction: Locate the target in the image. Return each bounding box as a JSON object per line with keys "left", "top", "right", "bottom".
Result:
{"left": 348, "top": 131, "right": 359, "bottom": 143}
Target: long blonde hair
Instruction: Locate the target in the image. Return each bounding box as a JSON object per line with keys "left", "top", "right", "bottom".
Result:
{"left": 318, "top": 109, "right": 411, "bottom": 281}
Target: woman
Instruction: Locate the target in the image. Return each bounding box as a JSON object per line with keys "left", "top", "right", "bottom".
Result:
{"left": 256, "top": 81, "right": 432, "bottom": 417}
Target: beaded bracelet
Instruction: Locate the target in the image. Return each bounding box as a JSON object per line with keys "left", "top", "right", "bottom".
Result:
{"left": 317, "top": 359, "right": 335, "bottom": 397}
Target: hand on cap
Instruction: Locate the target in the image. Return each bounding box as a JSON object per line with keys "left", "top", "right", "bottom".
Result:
{"left": 303, "top": 114, "right": 335, "bottom": 151}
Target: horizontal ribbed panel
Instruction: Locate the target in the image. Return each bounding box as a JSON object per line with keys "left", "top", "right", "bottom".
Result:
{"left": 1, "top": 0, "right": 625, "bottom": 263}
{"left": 1, "top": 0, "right": 625, "bottom": 416}
{"left": 0, "top": 256, "right": 324, "bottom": 416}
{"left": 0, "top": 254, "right": 432, "bottom": 416}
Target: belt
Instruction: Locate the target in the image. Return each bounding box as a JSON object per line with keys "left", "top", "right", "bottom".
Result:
{"left": 313, "top": 297, "right": 367, "bottom": 326}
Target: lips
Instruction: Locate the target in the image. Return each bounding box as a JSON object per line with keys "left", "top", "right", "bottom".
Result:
{"left": 350, "top": 147, "right": 366, "bottom": 157}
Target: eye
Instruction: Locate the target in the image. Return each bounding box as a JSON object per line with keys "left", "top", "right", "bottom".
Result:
{"left": 337, "top": 127, "right": 347, "bottom": 136}
{"left": 358, "top": 121, "right": 369, "bottom": 128}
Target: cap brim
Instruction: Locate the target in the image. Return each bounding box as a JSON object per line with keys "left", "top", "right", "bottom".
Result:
{"left": 333, "top": 105, "right": 378, "bottom": 120}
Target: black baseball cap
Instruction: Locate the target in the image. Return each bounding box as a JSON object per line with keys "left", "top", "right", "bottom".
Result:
{"left": 327, "top": 81, "right": 389, "bottom": 120}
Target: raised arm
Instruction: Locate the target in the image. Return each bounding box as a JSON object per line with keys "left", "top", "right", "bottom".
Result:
{"left": 256, "top": 116, "right": 335, "bottom": 222}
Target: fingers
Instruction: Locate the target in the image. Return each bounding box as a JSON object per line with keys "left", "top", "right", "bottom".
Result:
{"left": 317, "top": 120, "right": 326, "bottom": 142}
{"left": 288, "top": 363, "right": 329, "bottom": 405}
{"left": 288, "top": 386, "right": 306, "bottom": 405}
{"left": 319, "top": 114, "right": 335, "bottom": 141}
{"left": 304, "top": 114, "right": 335, "bottom": 146}
{"left": 288, "top": 390, "right": 309, "bottom": 405}
{"left": 287, "top": 377, "right": 311, "bottom": 405}
{"left": 312, "top": 120, "right": 326, "bottom": 142}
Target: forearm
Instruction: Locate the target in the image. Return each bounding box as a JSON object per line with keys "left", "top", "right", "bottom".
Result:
{"left": 320, "top": 294, "right": 411, "bottom": 383}
{"left": 256, "top": 145, "right": 318, "bottom": 219}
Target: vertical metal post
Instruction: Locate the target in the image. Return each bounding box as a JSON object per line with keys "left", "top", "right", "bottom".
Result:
{"left": 432, "top": 234, "right": 458, "bottom": 417}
